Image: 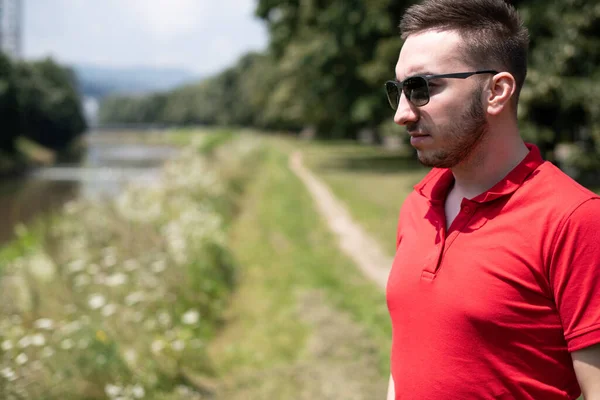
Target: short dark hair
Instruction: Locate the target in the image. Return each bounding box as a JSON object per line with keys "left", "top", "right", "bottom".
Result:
{"left": 400, "top": 0, "right": 529, "bottom": 102}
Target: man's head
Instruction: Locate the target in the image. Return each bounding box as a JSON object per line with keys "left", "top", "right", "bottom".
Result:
{"left": 400, "top": 0, "right": 529, "bottom": 103}
{"left": 391, "top": 0, "right": 529, "bottom": 168}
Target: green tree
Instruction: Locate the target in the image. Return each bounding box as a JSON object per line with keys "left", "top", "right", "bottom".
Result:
{"left": 0, "top": 53, "right": 21, "bottom": 152}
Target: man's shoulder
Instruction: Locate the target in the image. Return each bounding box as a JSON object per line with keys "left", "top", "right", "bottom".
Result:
{"left": 529, "top": 161, "right": 599, "bottom": 204}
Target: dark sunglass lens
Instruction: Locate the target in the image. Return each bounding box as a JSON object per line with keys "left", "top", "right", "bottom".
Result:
{"left": 404, "top": 77, "right": 429, "bottom": 107}
{"left": 385, "top": 81, "right": 400, "bottom": 110}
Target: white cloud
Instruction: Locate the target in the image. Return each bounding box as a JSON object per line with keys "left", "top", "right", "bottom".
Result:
{"left": 23, "top": 0, "right": 267, "bottom": 74}
{"left": 122, "top": 0, "right": 208, "bottom": 38}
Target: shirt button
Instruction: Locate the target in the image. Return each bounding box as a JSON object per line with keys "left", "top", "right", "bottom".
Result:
{"left": 463, "top": 205, "right": 472, "bottom": 214}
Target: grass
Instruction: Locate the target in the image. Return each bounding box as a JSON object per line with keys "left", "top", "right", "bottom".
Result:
{"left": 207, "top": 138, "right": 391, "bottom": 398}
{"left": 299, "top": 139, "right": 427, "bottom": 256}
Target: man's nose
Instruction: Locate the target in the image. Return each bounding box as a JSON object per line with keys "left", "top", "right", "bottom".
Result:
{"left": 393, "top": 93, "right": 419, "bottom": 126}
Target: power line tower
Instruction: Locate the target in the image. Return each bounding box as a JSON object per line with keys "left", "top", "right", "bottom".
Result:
{"left": 0, "top": 0, "right": 23, "bottom": 59}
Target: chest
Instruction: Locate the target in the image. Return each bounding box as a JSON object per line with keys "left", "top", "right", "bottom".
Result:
{"left": 387, "top": 203, "right": 556, "bottom": 328}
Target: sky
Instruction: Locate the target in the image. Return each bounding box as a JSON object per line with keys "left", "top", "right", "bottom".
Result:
{"left": 23, "top": 0, "right": 268, "bottom": 76}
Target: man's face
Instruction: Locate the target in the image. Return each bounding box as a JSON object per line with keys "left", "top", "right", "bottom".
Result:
{"left": 394, "top": 30, "right": 489, "bottom": 168}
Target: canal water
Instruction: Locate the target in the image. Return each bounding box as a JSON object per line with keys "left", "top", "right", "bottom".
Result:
{"left": 0, "top": 130, "right": 179, "bottom": 245}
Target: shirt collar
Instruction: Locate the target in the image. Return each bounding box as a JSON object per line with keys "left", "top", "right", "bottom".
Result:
{"left": 414, "top": 143, "right": 545, "bottom": 204}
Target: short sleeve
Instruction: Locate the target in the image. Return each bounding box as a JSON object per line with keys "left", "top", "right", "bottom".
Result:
{"left": 549, "top": 198, "right": 600, "bottom": 352}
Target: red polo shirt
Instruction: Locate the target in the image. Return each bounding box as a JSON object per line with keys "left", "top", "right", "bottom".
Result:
{"left": 387, "top": 144, "right": 600, "bottom": 399}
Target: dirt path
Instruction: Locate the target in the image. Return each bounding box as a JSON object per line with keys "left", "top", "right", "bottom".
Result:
{"left": 289, "top": 151, "right": 393, "bottom": 290}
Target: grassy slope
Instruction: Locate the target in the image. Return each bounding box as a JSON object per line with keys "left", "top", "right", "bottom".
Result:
{"left": 208, "top": 138, "right": 391, "bottom": 399}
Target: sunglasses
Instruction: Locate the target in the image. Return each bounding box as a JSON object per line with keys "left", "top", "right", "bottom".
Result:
{"left": 384, "top": 70, "right": 498, "bottom": 109}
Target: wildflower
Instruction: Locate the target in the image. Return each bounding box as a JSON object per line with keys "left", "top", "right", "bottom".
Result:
{"left": 181, "top": 309, "right": 200, "bottom": 325}
{"left": 15, "top": 353, "right": 28, "bottom": 365}
{"left": 18, "top": 336, "right": 31, "bottom": 349}
{"left": 105, "top": 383, "right": 122, "bottom": 397}
{"left": 41, "top": 347, "right": 55, "bottom": 358}
{"left": 96, "top": 330, "right": 108, "bottom": 343}
{"left": 1, "top": 340, "right": 13, "bottom": 351}
{"left": 88, "top": 294, "right": 106, "bottom": 310}
{"left": 171, "top": 339, "right": 185, "bottom": 352}
{"left": 1, "top": 367, "right": 16, "bottom": 381}
{"left": 131, "top": 384, "right": 145, "bottom": 398}
{"left": 102, "top": 304, "right": 117, "bottom": 317}
{"left": 61, "top": 338, "right": 74, "bottom": 350}
{"left": 125, "top": 292, "right": 145, "bottom": 306}
{"left": 151, "top": 259, "right": 166, "bottom": 273}
{"left": 158, "top": 312, "right": 171, "bottom": 327}
{"left": 28, "top": 253, "right": 56, "bottom": 282}
{"left": 124, "top": 348, "right": 137, "bottom": 365}
{"left": 68, "top": 259, "right": 86, "bottom": 273}
{"left": 150, "top": 340, "right": 165, "bottom": 354}
{"left": 105, "top": 273, "right": 128, "bottom": 287}
{"left": 31, "top": 333, "right": 46, "bottom": 347}
{"left": 34, "top": 318, "right": 54, "bottom": 330}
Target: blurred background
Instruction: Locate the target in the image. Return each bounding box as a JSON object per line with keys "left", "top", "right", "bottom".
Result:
{"left": 0, "top": 0, "right": 598, "bottom": 399}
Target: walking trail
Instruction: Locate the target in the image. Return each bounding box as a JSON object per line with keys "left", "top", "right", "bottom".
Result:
{"left": 289, "top": 151, "right": 393, "bottom": 290}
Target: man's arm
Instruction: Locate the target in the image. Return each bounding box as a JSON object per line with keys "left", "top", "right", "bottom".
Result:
{"left": 572, "top": 343, "right": 600, "bottom": 400}
{"left": 387, "top": 374, "right": 395, "bottom": 400}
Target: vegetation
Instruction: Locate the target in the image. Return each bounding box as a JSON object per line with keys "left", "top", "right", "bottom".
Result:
{"left": 98, "top": 0, "right": 600, "bottom": 180}
{"left": 0, "top": 53, "right": 86, "bottom": 171}
{"left": 206, "top": 137, "right": 390, "bottom": 398}
{"left": 0, "top": 132, "right": 262, "bottom": 399}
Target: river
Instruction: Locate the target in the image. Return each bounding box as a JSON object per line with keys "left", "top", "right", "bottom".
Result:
{"left": 0, "top": 130, "right": 179, "bottom": 246}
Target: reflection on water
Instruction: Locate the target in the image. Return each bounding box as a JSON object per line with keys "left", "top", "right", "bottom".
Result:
{"left": 0, "top": 130, "right": 179, "bottom": 245}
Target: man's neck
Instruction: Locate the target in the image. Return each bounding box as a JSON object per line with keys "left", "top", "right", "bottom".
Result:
{"left": 450, "top": 130, "right": 529, "bottom": 200}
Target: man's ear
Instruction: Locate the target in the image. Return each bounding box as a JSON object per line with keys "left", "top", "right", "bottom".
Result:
{"left": 487, "top": 72, "right": 516, "bottom": 115}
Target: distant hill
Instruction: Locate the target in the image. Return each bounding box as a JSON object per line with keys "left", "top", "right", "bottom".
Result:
{"left": 73, "top": 64, "right": 201, "bottom": 98}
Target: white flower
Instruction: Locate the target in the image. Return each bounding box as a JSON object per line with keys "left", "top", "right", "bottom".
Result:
{"left": 31, "top": 334, "right": 46, "bottom": 347}
{"left": 41, "top": 346, "right": 55, "bottom": 358}
{"left": 18, "top": 336, "right": 31, "bottom": 349}
{"left": 125, "top": 292, "right": 145, "bottom": 306}
{"left": 102, "top": 304, "right": 117, "bottom": 317}
{"left": 28, "top": 253, "right": 56, "bottom": 282}
{"left": 1, "top": 340, "right": 13, "bottom": 351}
{"left": 105, "top": 273, "right": 128, "bottom": 287}
{"left": 171, "top": 340, "right": 185, "bottom": 352}
{"left": 68, "top": 259, "right": 86, "bottom": 273}
{"left": 61, "top": 338, "right": 74, "bottom": 350}
{"left": 34, "top": 318, "right": 54, "bottom": 330}
{"left": 158, "top": 312, "right": 171, "bottom": 327}
{"left": 105, "top": 383, "right": 122, "bottom": 398}
{"left": 124, "top": 348, "right": 137, "bottom": 365}
{"left": 151, "top": 340, "right": 165, "bottom": 354}
{"left": 88, "top": 294, "right": 106, "bottom": 310}
{"left": 181, "top": 309, "right": 200, "bottom": 325}
{"left": 103, "top": 254, "right": 117, "bottom": 268}
{"left": 151, "top": 259, "right": 166, "bottom": 273}
{"left": 1, "top": 367, "right": 16, "bottom": 381}
{"left": 15, "top": 353, "right": 28, "bottom": 365}
{"left": 131, "top": 384, "right": 145, "bottom": 398}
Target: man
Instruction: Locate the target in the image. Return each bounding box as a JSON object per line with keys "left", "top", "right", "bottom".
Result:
{"left": 384, "top": 0, "right": 600, "bottom": 399}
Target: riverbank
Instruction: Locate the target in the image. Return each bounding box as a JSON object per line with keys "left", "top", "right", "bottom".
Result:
{"left": 0, "top": 129, "right": 262, "bottom": 399}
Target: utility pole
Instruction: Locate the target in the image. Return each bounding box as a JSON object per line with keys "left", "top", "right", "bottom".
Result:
{"left": 0, "top": 0, "right": 23, "bottom": 59}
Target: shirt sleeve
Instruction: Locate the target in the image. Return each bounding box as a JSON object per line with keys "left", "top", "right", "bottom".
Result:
{"left": 549, "top": 198, "right": 600, "bottom": 352}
